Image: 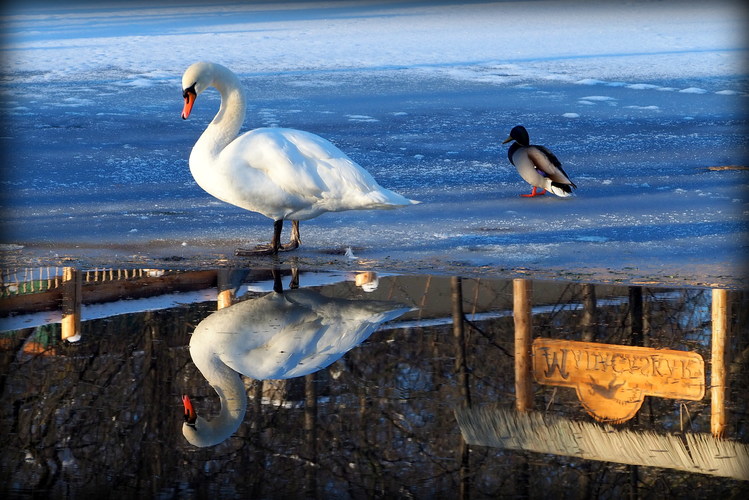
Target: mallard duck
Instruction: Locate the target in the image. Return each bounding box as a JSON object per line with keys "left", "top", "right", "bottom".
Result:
{"left": 502, "top": 125, "right": 577, "bottom": 197}
{"left": 180, "top": 62, "right": 419, "bottom": 255}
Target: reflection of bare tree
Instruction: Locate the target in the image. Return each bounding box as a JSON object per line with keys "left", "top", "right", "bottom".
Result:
{"left": 628, "top": 285, "right": 644, "bottom": 496}
{"left": 0, "top": 303, "right": 207, "bottom": 497}
{"left": 451, "top": 277, "right": 470, "bottom": 499}
{"left": 581, "top": 283, "right": 597, "bottom": 342}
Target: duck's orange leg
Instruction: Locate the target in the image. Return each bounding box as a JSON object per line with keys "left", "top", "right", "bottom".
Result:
{"left": 521, "top": 186, "right": 546, "bottom": 197}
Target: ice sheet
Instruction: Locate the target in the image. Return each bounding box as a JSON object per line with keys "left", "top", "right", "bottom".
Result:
{"left": 1, "top": 1, "right": 747, "bottom": 286}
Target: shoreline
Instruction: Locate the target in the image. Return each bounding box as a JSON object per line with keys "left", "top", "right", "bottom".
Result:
{"left": 3, "top": 241, "right": 745, "bottom": 290}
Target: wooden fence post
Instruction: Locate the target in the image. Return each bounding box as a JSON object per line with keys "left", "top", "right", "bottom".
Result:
{"left": 61, "top": 267, "right": 82, "bottom": 342}
{"left": 514, "top": 279, "right": 533, "bottom": 412}
{"left": 711, "top": 289, "right": 729, "bottom": 438}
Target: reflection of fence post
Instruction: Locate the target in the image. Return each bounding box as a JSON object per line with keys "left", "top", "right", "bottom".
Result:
{"left": 451, "top": 277, "right": 471, "bottom": 407}
{"left": 61, "top": 267, "right": 82, "bottom": 342}
{"left": 304, "top": 374, "right": 317, "bottom": 497}
{"left": 711, "top": 289, "right": 728, "bottom": 439}
{"left": 216, "top": 270, "right": 235, "bottom": 310}
{"left": 581, "top": 284, "right": 597, "bottom": 341}
{"left": 629, "top": 286, "right": 643, "bottom": 346}
{"left": 513, "top": 279, "right": 533, "bottom": 412}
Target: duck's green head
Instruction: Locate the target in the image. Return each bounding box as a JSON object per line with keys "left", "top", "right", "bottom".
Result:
{"left": 502, "top": 125, "right": 530, "bottom": 146}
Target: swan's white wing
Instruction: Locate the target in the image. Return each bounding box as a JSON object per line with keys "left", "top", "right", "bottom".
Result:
{"left": 223, "top": 128, "right": 414, "bottom": 217}
{"left": 225, "top": 129, "right": 326, "bottom": 199}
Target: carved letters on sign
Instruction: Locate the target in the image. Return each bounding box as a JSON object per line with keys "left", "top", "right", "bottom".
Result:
{"left": 532, "top": 338, "right": 705, "bottom": 423}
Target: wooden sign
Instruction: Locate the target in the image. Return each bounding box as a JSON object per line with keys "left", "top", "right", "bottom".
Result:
{"left": 532, "top": 338, "right": 705, "bottom": 423}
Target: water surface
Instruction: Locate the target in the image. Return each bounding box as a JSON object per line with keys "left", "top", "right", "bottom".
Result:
{"left": 1, "top": 267, "right": 747, "bottom": 498}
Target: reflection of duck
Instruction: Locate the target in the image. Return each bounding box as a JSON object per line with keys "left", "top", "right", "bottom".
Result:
{"left": 182, "top": 285, "right": 411, "bottom": 447}
{"left": 502, "top": 125, "right": 577, "bottom": 197}
{"left": 181, "top": 61, "right": 419, "bottom": 254}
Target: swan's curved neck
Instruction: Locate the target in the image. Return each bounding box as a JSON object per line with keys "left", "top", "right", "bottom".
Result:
{"left": 183, "top": 347, "right": 248, "bottom": 447}
{"left": 194, "top": 65, "right": 247, "bottom": 160}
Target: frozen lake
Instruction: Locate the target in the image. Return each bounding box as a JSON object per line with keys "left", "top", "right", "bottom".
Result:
{"left": 0, "top": 1, "right": 747, "bottom": 286}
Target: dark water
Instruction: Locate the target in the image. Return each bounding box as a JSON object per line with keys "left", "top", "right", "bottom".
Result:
{"left": 1, "top": 268, "right": 747, "bottom": 498}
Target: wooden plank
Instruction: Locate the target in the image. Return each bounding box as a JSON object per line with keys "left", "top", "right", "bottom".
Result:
{"left": 455, "top": 406, "right": 749, "bottom": 480}
{"left": 533, "top": 338, "right": 705, "bottom": 423}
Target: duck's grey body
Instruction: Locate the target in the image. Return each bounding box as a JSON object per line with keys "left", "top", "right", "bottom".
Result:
{"left": 503, "top": 126, "right": 577, "bottom": 197}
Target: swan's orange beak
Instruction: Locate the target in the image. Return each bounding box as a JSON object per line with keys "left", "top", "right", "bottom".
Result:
{"left": 181, "top": 90, "right": 196, "bottom": 120}
{"left": 182, "top": 394, "right": 197, "bottom": 425}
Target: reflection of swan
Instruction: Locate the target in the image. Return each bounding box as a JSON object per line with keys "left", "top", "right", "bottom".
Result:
{"left": 180, "top": 61, "right": 419, "bottom": 254}
{"left": 182, "top": 287, "right": 411, "bottom": 447}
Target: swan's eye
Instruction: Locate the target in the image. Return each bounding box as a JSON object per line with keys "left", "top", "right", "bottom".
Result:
{"left": 183, "top": 83, "right": 197, "bottom": 99}
{"left": 183, "top": 412, "right": 196, "bottom": 426}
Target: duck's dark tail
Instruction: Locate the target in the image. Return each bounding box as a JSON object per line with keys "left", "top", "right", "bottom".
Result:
{"left": 547, "top": 181, "right": 576, "bottom": 198}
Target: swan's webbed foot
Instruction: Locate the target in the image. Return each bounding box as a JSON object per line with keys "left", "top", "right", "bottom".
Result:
{"left": 234, "top": 220, "right": 301, "bottom": 256}
{"left": 235, "top": 244, "right": 278, "bottom": 256}
{"left": 280, "top": 220, "right": 301, "bottom": 252}
{"left": 279, "top": 241, "right": 299, "bottom": 252}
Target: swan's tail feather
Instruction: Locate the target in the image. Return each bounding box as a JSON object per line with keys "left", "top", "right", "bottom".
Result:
{"left": 367, "top": 189, "right": 421, "bottom": 207}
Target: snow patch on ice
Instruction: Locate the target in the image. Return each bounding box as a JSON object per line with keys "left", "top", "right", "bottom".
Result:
{"left": 581, "top": 96, "right": 617, "bottom": 102}
{"left": 626, "top": 83, "right": 661, "bottom": 90}
{"left": 625, "top": 105, "right": 660, "bottom": 110}
{"left": 3, "top": 2, "right": 744, "bottom": 90}
{"left": 346, "top": 115, "right": 379, "bottom": 123}
{"left": 575, "top": 236, "right": 609, "bottom": 242}
{"left": 679, "top": 87, "right": 708, "bottom": 94}
{"left": 117, "top": 78, "right": 154, "bottom": 88}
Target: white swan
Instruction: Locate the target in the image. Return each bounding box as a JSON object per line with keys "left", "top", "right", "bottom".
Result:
{"left": 181, "top": 61, "right": 419, "bottom": 254}
{"left": 182, "top": 287, "right": 412, "bottom": 447}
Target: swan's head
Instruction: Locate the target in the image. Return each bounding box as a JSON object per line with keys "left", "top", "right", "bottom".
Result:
{"left": 502, "top": 125, "right": 530, "bottom": 147}
{"left": 181, "top": 392, "right": 247, "bottom": 448}
{"left": 181, "top": 61, "right": 216, "bottom": 120}
{"left": 181, "top": 394, "right": 200, "bottom": 441}
{"left": 181, "top": 393, "right": 217, "bottom": 447}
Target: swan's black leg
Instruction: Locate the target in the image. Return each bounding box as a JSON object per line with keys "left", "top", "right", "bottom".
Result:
{"left": 271, "top": 268, "right": 283, "bottom": 293}
{"left": 280, "top": 220, "right": 301, "bottom": 251}
{"left": 269, "top": 219, "right": 283, "bottom": 254}
{"left": 235, "top": 219, "right": 284, "bottom": 256}
{"left": 289, "top": 266, "right": 300, "bottom": 289}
